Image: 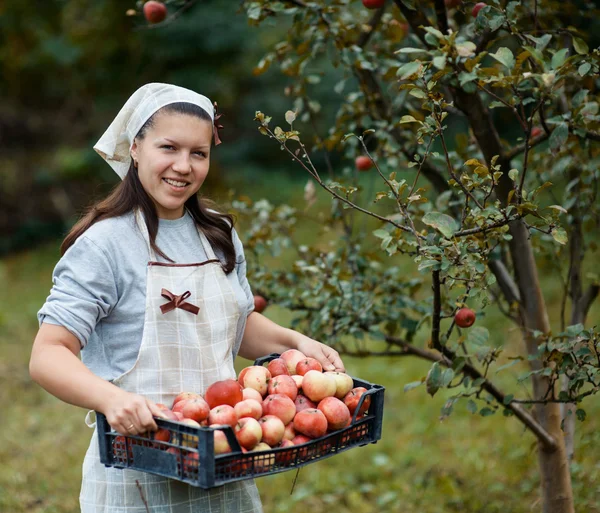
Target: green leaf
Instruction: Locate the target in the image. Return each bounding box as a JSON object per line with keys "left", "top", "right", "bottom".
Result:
{"left": 400, "top": 115, "right": 419, "bottom": 124}
{"left": 396, "top": 61, "right": 422, "bottom": 80}
{"left": 373, "top": 229, "right": 390, "bottom": 239}
{"left": 490, "top": 47, "right": 515, "bottom": 70}
{"left": 578, "top": 63, "right": 591, "bottom": 76}
{"left": 549, "top": 122, "right": 569, "bottom": 152}
{"left": 508, "top": 169, "right": 519, "bottom": 182}
{"left": 403, "top": 380, "right": 424, "bottom": 393}
{"left": 467, "top": 326, "right": 490, "bottom": 346}
{"left": 426, "top": 363, "right": 442, "bottom": 397}
{"left": 566, "top": 323, "right": 584, "bottom": 337}
{"left": 285, "top": 110, "right": 296, "bottom": 124}
{"left": 576, "top": 408, "right": 586, "bottom": 421}
{"left": 441, "top": 368, "right": 455, "bottom": 387}
{"left": 467, "top": 400, "right": 477, "bottom": 414}
{"left": 551, "top": 227, "right": 568, "bottom": 245}
{"left": 422, "top": 212, "right": 459, "bottom": 238}
{"left": 573, "top": 37, "right": 589, "bottom": 55}
{"left": 503, "top": 394, "right": 514, "bottom": 405}
{"left": 480, "top": 407, "right": 495, "bottom": 417}
{"left": 551, "top": 48, "right": 569, "bottom": 69}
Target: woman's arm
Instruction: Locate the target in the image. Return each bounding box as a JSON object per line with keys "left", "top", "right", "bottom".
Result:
{"left": 238, "top": 312, "right": 345, "bottom": 372}
{"left": 30, "top": 323, "right": 165, "bottom": 434}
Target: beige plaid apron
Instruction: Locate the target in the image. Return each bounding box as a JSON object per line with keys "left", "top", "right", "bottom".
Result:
{"left": 80, "top": 211, "right": 263, "bottom": 512}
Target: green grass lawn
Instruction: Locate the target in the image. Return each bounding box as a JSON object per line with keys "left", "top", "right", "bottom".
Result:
{"left": 1, "top": 181, "right": 599, "bottom": 512}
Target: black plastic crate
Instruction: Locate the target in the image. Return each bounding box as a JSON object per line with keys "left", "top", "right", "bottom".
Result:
{"left": 96, "top": 353, "right": 385, "bottom": 489}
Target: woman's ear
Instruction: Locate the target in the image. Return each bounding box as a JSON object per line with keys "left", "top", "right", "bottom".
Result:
{"left": 130, "top": 140, "right": 138, "bottom": 164}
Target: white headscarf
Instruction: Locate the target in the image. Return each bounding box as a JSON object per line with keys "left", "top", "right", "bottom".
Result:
{"left": 93, "top": 83, "right": 222, "bottom": 180}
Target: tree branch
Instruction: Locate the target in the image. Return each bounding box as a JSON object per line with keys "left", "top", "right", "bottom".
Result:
{"left": 488, "top": 259, "right": 521, "bottom": 305}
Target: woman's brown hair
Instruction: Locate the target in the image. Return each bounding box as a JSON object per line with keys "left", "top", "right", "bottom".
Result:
{"left": 61, "top": 102, "right": 237, "bottom": 274}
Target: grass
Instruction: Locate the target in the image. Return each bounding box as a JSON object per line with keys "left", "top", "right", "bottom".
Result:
{"left": 1, "top": 177, "right": 599, "bottom": 512}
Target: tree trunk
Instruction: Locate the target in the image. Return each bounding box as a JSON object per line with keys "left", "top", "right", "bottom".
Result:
{"left": 452, "top": 89, "right": 575, "bottom": 513}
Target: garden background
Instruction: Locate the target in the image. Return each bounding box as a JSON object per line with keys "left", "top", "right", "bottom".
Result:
{"left": 1, "top": 1, "right": 598, "bottom": 512}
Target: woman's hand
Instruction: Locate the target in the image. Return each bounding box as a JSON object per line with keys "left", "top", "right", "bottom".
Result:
{"left": 294, "top": 333, "right": 346, "bottom": 373}
{"left": 101, "top": 390, "right": 167, "bottom": 436}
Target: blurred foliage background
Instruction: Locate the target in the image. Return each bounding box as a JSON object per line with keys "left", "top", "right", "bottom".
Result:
{"left": 1, "top": 1, "right": 599, "bottom": 512}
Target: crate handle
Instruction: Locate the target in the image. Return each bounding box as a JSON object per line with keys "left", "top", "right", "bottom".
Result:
{"left": 350, "top": 385, "right": 384, "bottom": 424}
{"left": 253, "top": 353, "right": 281, "bottom": 366}
{"left": 218, "top": 424, "right": 244, "bottom": 453}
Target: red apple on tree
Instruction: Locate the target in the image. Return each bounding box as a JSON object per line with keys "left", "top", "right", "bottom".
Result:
{"left": 143, "top": 1, "right": 167, "bottom": 24}
{"left": 455, "top": 307, "right": 476, "bottom": 328}
{"left": 472, "top": 2, "right": 486, "bottom": 17}
{"left": 355, "top": 155, "right": 373, "bottom": 171}
{"left": 253, "top": 295, "right": 268, "bottom": 313}
{"left": 362, "top": 0, "right": 385, "bottom": 9}
{"left": 530, "top": 127, "right": 543, "bottom": 138}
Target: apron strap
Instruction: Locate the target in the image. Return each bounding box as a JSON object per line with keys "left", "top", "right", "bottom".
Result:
{"left": 134, "top": 209, "right": 158, "bottom": 261}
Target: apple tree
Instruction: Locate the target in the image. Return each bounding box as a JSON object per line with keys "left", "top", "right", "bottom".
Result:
{"left": 231, "top": 1, "right": 600, "bottom": 512}
{"left": 135, "top": 1, "right": 598, "bottom": 511}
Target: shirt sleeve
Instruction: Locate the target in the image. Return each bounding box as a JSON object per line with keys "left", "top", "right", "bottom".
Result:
{"left": 232, "top": 227, "right": 255, "bottom": 316}
{"left": 37, "top": 235, "right": 119, "bottom": 348}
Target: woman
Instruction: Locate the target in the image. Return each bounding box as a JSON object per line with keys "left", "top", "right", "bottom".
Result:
{"left": 29, "top": 83, "right": 345, "bottom": 512}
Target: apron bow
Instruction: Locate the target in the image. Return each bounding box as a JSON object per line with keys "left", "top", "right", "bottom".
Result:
{"left": 160, "top": 289, "right": 200, "bottom": 315}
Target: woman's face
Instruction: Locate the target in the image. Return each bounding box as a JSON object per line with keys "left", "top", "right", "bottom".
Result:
{"left": 131, "top": 111, "right": 213, "bottom": 219}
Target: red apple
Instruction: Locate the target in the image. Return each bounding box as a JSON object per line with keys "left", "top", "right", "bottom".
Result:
{"left": 283, "top": 422, "right": 296, "bottom": 441}
{"left": 179, "top": 418, "right": 201, "bottom": 447}
{"left": 472, "top": 2, "right": 486, "bottom": 16}
{"left": 172, "top": 392, "right": 200, "bottom": 408}
{"left": 275, "top": 439, "right": 295, "bottom": 464}
{"left": 280, "top": 349, "right": 306, "bottom": 374}
{"left": 267, "top": 375, "right": 298, "bottom": 401}
{"left": 253, "top": 295, "right": 268, "bottom": 313}
{"left": 143, "top": 1, "right": 167, "bottom": 24}
{"left": 531, "top": 127, "right": 543, "bottom": 138}
{"left": 205, "top": 379, "right": 243, "bottom": 409}
{"left": 294, "top": 394, "right": 317, "bottom": 414}
{"left": 267, "top": 358, "right": 290, "bottom": 377}
{"left": 242, "top": 387, "right": 264, "bottom": 402}
{"left": 302, "top": 370, "right": 337, "bottom": 402}
{"left": 343, "top": 387, "right": 371, "bottom": 416}
{"left": 293, "top": 408, "right": 328, "bottom": 438}
{"left": 355, "top": 155, "right": 373, "bottom": 171}
{"left": 213, "top": 429, "right": 232, "bottom": 455}
{"left": 208, "top": 405, "right": 238, "bottom": 429}
{"left": 113, "top": 435, "right": 133, "bottom": 460}
{"left": 251, "top": 442, "right": 275, "bottom": 472}
{"left": 230, "top": 446, "right": 251, "bottom": 473}
{"left": 291, "top": 375, "right": 303, "bottom": 390}
{"left": 243, "top": 366, "right": 272, "bottom": 396}
{"left": 317, "top": 397, "right": 351, "bottom": 431}
{"left": 259, "top": 415, "right": 286, "bottom": 447}
{"left": 153, "top": 427, "right": 171, "bottom": 443}
{"left": 234, "top": 399, "right": 263, "bottom": 420}
{"left": 235, "top": 417, "right": 262, "bottom": 450}
{"left": 183, "top": 451, "right": 199, "bottom": 475}
{"left": 296, "top": 357, "right": 323, "bottom": 376}
{"left": 291, "top": 434, "right": 313, "bottom": 459}
{"left": 362, "top": 0, "right": 385, "bottom": 9}
{"left": 325, "top": 371, "right": 354, "bottom": 399}
{"left": 455, "top": 307, "right": 476, "bottom": 328}
{"left": 262, "top": 394, "right": 297, "bottom": 425}
{"left": 238, "top": 367, "right": 250, "bottom": 386}
{"left": 174, "top": 397, "right": 210, "bottom": 423}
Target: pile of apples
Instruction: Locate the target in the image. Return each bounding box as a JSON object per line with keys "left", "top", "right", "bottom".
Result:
{"left": 116, "top": 350, "right": 372, "bottom": 473}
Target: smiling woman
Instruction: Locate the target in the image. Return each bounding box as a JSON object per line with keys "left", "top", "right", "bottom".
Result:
{"left": 29, "top": 83, "right": 345, "bottom": 513}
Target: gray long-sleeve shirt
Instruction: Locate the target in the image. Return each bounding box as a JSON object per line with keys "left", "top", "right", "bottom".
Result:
{"left": 37, "top": 210, "right": 254, "bottom": 381}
